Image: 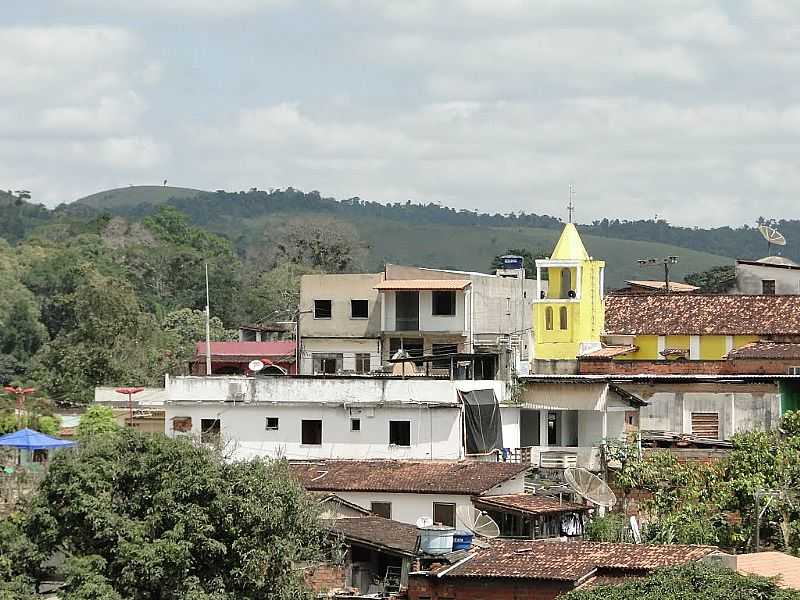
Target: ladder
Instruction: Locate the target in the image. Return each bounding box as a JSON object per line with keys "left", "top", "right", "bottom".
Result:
{"left": 383, "top": 565, "right": 402, "bottom": 594}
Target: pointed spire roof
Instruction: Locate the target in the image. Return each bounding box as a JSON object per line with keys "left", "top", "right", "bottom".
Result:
{"left": 550, "top": 223, "right": 589, "bottom": 260}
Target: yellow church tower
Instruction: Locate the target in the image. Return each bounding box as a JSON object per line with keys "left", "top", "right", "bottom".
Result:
{"left": 532, "top": 222, "right": 605, "bottom": 370}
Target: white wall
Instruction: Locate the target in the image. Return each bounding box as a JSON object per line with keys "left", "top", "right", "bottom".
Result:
{"left": 500, "top": 407, "right": 520, "bottom": 450}
{"left": 331, "top": 472, "right": 525, "bottom": 527}
{"left": 382, "top": 290, "right": 467, "bottom": 333}
{"left": 166, "top": 403, "right": 463, "bottom": 461}
{"left": 300, "top": 338, "right": 381, "bottom": 373}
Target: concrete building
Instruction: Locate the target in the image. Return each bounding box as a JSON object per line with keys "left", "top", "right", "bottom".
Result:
{"left": 163, "top": 375, "right": 505, "bottom": 461}
{"left": 733, "top": 256, "right": 800, "bottom": 295}
{"left": 299, "top": 265, "right": 538, "bottom": 376}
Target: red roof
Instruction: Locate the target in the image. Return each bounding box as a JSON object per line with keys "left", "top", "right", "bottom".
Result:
{"left": 194, "top": 341, "right": 296, "bottom": 360}
{"left": 439, "top": 540, "right": 717, "bottom": 581}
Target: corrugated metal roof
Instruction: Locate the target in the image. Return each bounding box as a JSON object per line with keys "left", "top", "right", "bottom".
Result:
{"left": 374, "top": 279, "right": 471, "bottom": 291}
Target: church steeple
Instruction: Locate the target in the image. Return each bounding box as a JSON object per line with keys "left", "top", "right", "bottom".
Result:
{"left": 532, "top": 221, "right": 605, "bottom": 368}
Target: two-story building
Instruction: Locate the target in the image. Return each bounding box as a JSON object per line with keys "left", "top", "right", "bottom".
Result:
{"left": 299, "top": 264, "right": 538, "bottom": 376}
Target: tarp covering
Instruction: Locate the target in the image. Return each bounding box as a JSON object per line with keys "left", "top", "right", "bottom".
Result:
{"left": 0, "top": 428, "right": 76, "bottom": 450}
{"left": 459, "top": 390, "right": 503, "bottom": 455}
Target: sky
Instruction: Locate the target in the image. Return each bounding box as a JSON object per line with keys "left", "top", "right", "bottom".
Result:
{"left": 3, "top": 1, "right": 800, "bottom": 226}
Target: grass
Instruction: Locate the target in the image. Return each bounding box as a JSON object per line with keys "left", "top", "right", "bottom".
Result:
{"left": 76, "top": 185, "right": 206, "bottom": 209}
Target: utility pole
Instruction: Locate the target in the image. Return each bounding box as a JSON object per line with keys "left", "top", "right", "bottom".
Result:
{"left": 205, "top": 262, "right": 212, "bottom": 376}
{"left": 2, "top": 386, "right": 35, "bottom": 429}
{"left": 636, "top": 256, "right": 680, "bottom": 293}
{"left": 115, "top": 387, "right": 145, "bottom": 427}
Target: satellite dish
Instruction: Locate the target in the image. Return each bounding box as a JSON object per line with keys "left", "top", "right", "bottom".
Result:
{"left": 248, "top": 359, "right": 265, "bottom": 372}
{"left": 416, "top": 516, "right": 434, "bottom": 529}
{"left": 457, "top": 506, "right": 500, "bottom": 538}
{"left": 564, "top": 467, "right": 617, "bottom": 508}
{"left": 758, "top": 224, "right": 787, "bottom": 248}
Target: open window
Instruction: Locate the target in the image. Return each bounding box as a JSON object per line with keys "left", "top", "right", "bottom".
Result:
{"left": 200, "top": 418, "right": 220, "bottom": 444}
{"left": 762, "top": 279, "right": 776, "bottom": 295}
{"left": 432, "top": 291, "right": 456, "bottom": 316}
{"left": 433, "top": 502, "right": 456, "bottom": 527}
{"left": 302, "top": 419, "right": 322, "bottom": 445}
{"left": 389, "top": 420, "right": 411, "bottom": 446}
{"left": 313, "top": 353, "right": 342, "bottom": 374}
{"left": 371, "top": 502, "right": 392, "bottom": 519}
{"left": 265, "top": 417, "right": 279, "bottom": 430}
{"left": 351, "top": 299, "right": 369, "bottom": 319}
{"left": 355, "top": 353, "right": 370, "bottom": 373}
{"left": 314, "top": 299, "right": 332, "bottom": 319}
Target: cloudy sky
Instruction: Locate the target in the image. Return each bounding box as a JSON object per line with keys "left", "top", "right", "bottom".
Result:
{"left": 3, "top": 1, "right": 800, "bottom": 225}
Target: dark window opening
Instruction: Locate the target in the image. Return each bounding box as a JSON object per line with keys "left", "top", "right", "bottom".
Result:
{"left": 351, "top": 299, "right": 369, "bottom": 319}
{"left": 433, "top": 502, "right": 456, "bottom": 527}
{"left": 389, "top": 420, "right": 411, "bottom": 446}
{"left": 432, "top": 291, "right": 456, "bottom": 316}
{"left": 201, "top": 418, "right": 220, "bottom": 444}
{"left": 313, "top": 353, "right": 342, "bottom": 374}
{"left": 351, "top": 418, "right": 361, "bottom": 431}
{"left": 265, "top": 417, "right": 279, "bottom": 430}
{"left": 762, "top": 279, "right": 776, "bottom": 295}
{"left": 389, "top": 338, "right": 424, "bottom": 366}
{"left": 302, "top": 420, "right": 322, "bottom": 445}
{"left": 371, "top": 502, "right": 392, "bottom": 519}
{"left": 545, "top": 306, "right": 554, "bottom": 330}
{"left": 355, "top": 353, "right": 370, "bottom": 373}
{"left": 559, "top": 306, "right": 568, "bottom": 330}
{"left": 314, "top": 299, "right": 332, "bottom": 319}
{"left": 395, "top": 291, "right": 419, "bottom": 330}
{"left": 547, "top": 411, "right": 558, "bottom": 446}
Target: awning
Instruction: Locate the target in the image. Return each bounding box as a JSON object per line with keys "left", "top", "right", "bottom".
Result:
{"left": 374, "top": 279, "right": 470, "bottom": 291}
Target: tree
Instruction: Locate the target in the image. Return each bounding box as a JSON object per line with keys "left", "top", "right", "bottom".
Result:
{"left": 20, "top": 429, "right": 326, "bottom": 598}
{"left": 240, "top": 263, "right": 318, "bottom": 323}
{"left": 562, "top": 563, "right": 800, "bottom": 600}
{"left": 74, "top": 405, "right": 119, "bottom": 440}
{"left": 269, "top": 216, "right": 367, "bottom": 273}
{"left": 684, "top": 265, "right": 736, "bottom": 293}
{"left": 490, "top": 248, "right": 549, "bottom": 279}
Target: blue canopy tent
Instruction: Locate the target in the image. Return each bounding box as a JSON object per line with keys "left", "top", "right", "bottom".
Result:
{"left": 0, "top": 428, "right": 76, "bottom": 450}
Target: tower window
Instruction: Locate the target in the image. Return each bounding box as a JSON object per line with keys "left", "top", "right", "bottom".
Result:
{"left": 545, "top": 306, "right": 554, "bottom": 331}
{"left": 559, "top": 306, "right": 568, "bottom": 330}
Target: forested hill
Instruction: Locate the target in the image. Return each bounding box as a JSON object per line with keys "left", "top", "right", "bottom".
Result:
{"left": 74, "top": 186, "right": 796, "bottom": 263}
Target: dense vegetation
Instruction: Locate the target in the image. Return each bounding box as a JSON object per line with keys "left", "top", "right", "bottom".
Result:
{"left": 593, "top": 412, "right": 800, "bottom": 553}
{"left": 563, "top": 563, "right": 800, "bottom": 600}
{"left": 1, "top": 429, "right": 326, "bottom": 599}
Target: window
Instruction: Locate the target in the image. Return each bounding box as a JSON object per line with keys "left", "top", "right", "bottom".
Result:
{"left": 559, "top": 306, "right": 568, "bottom": 330}
{"left": 789, "top": 367, "right": 800, "bottom": 375}
{"left": 389, "top": 338, "right": 424, "bottom": 366}
{"left": 302, "top": 420, "right": 322, "bottom": 445}
{"left": 355, "top": 353, "right": 370, "bottom": 373}
{"left": 371, "top": 502, "right": 392, "bottom": 519}
{"left": 314, "top": 299, "right": 332, "bottom": 319}
{"left": 545, "top": 306, "right": 554, "bottom": 330}
{"left": 432, "top": 291, "right": 456, "bottom": 316}
{"left": 505, "top": 297, "right": 511, "bottom": 315}
{"left": 351, "top": 299, "right": 369, "bottom": 319}
{"left": 351, "top": 418, "right": 361, "bottom": 432}
{"left": 265, "top": 417, "right": 279, "bottom": 430}
{"left": 691, "top": 412, "right": 719, "bottom": 439}
{"left": 201, "top": 419, "right": 220, "bottom": 444}
{"left": 313, "top": 353, "right": 342, "bottom": 374}
{"left": 395, "top": 291, "right": 419, "bottom": 330}
{"left": 547, "top": 411, "right": 558, "bottom": 446}
{"left": 762, "top": 279, "right": 776, "bottom": 295}
{"left": 433, "top": 502, "right": 456, "bottom": 527}
{"left": 172, "top": 416, "right": 192, "bottom": 433}
{"left": 389, "top": 420, "right": 411, "bottom": 446}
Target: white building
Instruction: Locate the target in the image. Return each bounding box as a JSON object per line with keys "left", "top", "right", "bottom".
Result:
{"left": 163, "top": 374, "right": 641, "bottom": 469}
{"left": 291, "top": 460, "right": 528, "bottom": 527}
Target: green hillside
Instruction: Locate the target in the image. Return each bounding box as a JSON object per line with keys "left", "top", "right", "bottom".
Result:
{"left": 76, "top": 185, "right": 206, "bottom": 209}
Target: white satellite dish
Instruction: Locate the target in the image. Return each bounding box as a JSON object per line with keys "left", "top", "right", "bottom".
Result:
{"left": 248, "top": 359, "right": 265, "bottom": 372}
{"left": 758, "top": 224, "right": 787, "bottom": 248}
{"left": 416, "top": 516, "right": 434, "bottom": 529}
{"left": 564, "top": 467, "right": 617, "bottom": 508}
{"left": 456, "top": 506, "right": 500, "bottom": 538}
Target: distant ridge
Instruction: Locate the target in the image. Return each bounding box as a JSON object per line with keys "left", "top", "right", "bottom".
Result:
{"left": 76, "top": 185, "right": 206, "bottom": 209}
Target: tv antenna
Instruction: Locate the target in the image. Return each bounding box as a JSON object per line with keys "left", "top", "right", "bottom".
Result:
{"left": 456, "top": 506, "right": 500, "bottom": 538}
{"left": 564, "top": 467, "right": 617, "bottom": 508}
{"left": 567, "top": 184, "right": 575, "bottom": 223}
{"left": 758, "top": 224, "right": 786, "bottom": 255}
{"left": 248, "top": 359, "right": 265, "bottom": 373}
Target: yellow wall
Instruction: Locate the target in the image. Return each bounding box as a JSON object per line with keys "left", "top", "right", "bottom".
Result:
{"left": 625, "top": 335, "right": 659, "bottom": 360}
{"left": 617, "top": 334, "right": 762, "bottom": 361}
{"left": 699, "top": 336, "right": 727, "bottom": 360}
{"left": 665, "top": 335, "right": 690, "bottom": 351}
{"left": 734, "top": 335, "right": 759, "bottom": 349}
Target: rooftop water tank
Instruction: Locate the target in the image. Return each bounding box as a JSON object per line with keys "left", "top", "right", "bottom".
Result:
{"left": 418, "top": 525, "right": 455, "bottom": 555}
{"left": 500, "top": 255, "right": 524, "bottom": 270}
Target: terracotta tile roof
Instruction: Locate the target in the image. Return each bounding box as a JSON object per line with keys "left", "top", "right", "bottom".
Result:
{"left": 604, "top": 294, "right": 800, "bottom": 335}
{"left": 441, "top": 540, "right": 717, "bottom": 581}
{"left": 325, "top": 516, "right": 420, "bottom": 556}
{"left": 736, "top": 551, "right": 800, "bottom": 589}
{"left": 374, "top": 279, "right": 471, "bottom": 291}
{"left": 581, "top": 345, "right": 637, "bottom": 359}
{"left": 726, "top": 342, "right": 800, "bottom": 360}
{"left": 290, "top": 460, "right": 528, "bottom": 495}
{"left": 625, "top": 280, "right": 699, "bottom": 292}
{"left": 194, "top": 341, "right": 296, "bottom": 359}
{"left": 473, "top": 494, "right": 587, "bottom": 515}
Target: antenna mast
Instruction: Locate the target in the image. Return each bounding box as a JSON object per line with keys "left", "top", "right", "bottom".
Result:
{"left": 567, "top": 184, "right": 575, "bottom": 223}
{"left": 205, "top": 262, "right": 212, "bottom": 376}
